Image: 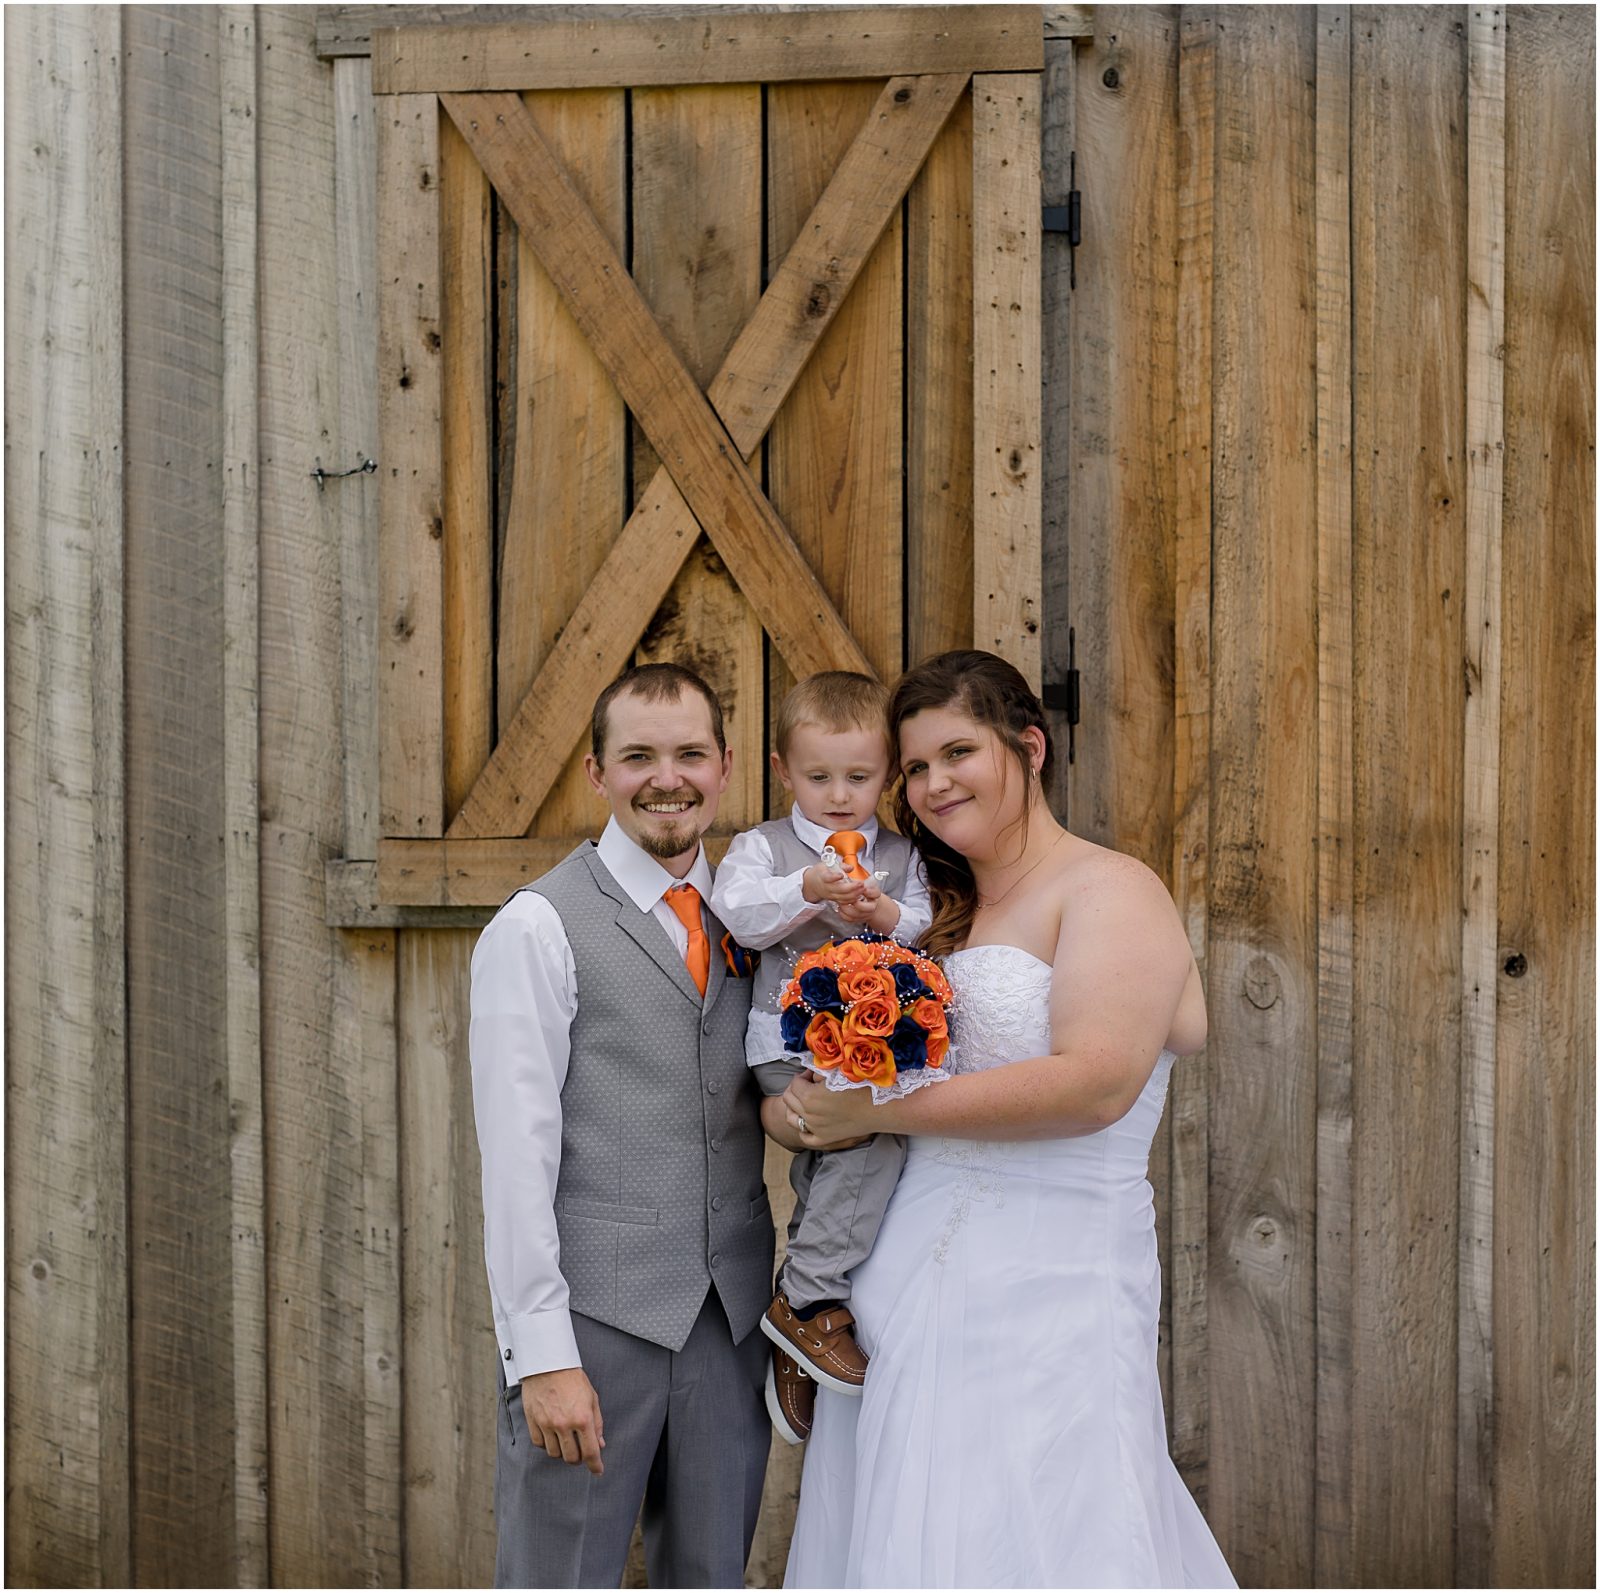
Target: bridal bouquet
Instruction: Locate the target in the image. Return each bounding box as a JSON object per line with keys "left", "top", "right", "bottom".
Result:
{"left": 778, "top": 931, "right": 954, "bottom": 1102}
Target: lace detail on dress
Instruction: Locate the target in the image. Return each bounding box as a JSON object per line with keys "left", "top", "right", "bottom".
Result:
{"left": 923, "top": 945, "right": 1055, "bottom": 1261}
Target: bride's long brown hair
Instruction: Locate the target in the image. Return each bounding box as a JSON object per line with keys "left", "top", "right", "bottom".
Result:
{"left": 890, "top": 650, "right": 1055, "bottom": 959}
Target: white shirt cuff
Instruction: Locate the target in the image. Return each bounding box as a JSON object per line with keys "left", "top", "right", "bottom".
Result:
{"left": 499, "top": 1307, "right": 582, "bottom": 1380}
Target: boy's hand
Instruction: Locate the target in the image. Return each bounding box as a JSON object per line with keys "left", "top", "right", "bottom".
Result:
{"left": 802, "top": 862, "right": 861, "bottom": 906}
{"left": 837, "top": 881, "right": 901, "bottom": 930}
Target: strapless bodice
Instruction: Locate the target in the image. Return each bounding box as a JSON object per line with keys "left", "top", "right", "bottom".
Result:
{"left": 918, "top": 942, "right": 1177, "bottom": 1178}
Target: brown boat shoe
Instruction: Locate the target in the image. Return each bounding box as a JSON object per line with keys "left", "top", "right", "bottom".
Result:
{"left": 759, "top": 1290, "right": 868, "bottom": 1395}
{"left": 765, "top": 1347, "right": 815, "bottom": 1445}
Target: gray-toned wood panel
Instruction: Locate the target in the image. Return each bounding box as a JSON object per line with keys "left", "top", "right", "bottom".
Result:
{"left": 257, "top": 6, "right": 371, "bottom": 1583}
{"left": 1493, "top": 5, "right": 1596, "bottom": 1583}
{"left": 123, "top": 7, "right": 236, "bottom": 1578}
{"left": 4, "top": 7, "right": 130, "bottom": 1584}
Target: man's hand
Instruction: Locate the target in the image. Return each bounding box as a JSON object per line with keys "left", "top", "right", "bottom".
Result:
{"left": 802, "top": 861, "right": 862, "bottom": 907}
{"left": 520, "top": 1367, "right": 605, "bottom": 1475}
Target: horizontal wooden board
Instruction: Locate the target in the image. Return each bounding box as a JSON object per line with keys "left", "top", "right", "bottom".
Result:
{"left": 374, "top": 7, "right": 1041, "bottom": 91}
{"left": 377, "top": 835, "right": 735, "bottom": 905}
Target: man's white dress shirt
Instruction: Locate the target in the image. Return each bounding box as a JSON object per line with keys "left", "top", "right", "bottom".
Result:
{"left": 711, "top": 809, "right": 932, "bottom": 1067}
{"left": 468, "top": 818, "right": 715, "bottom": 1381}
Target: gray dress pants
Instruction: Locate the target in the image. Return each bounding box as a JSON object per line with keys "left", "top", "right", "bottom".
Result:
{"left": 752, "top": 1058, "right": 907, "bottom": 1310}
{"left": 494, "top": 1290, "right": 768, "bottom": 1588}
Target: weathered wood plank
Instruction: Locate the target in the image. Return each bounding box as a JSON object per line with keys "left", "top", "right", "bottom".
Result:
{"left": 335, "top": 56, "right": 383, "bottom": 859}
{"left": 375, "top": 7, "right": 1041, "bottom": 91}
{"left": 1458, "top": 7, "right": 1506, "bottom": 1582}
{"left": 1039, "top": 44, "right": 1072, "bottom": 792}
{"left": 447, "top": 74, "right": 962, "bottom": 841}
{"left": 332, "top": 51, "right": 405, "bottom": 1588}
{"left": 972, "top": 71, "right": 1043, "bottom": 692}
{"left": 377, "top": 835, "right": 737, "bottom": 906}
{"left": 497, "top": 90, "right": 628, "bottom": 844}
{"left": 3, "top": 7, "right": 129, "bottom": 1582}
{"left": 123, "top": 9, "right": 236, "bottom": 1576}
{"left": 443, "top": 91, "right": 871, "bottom": 676}
{"left": 1064, "top": 8, "right": 1179, "bottom": 865}
{"left": 1312, "top": 7, "right": 1354, "bottom": 1585}
{"left": 400, "top": 931, "right": 499, "bottom": 1587}
{"left": 220, "top": 8, "right": 269, "bottom": 1582}
{"left": 630, "top": 85, "right": 767, "bottom": 835}
{"left": 908, "top": 86, "right": 976, "bottom": 666}
{"left": 259, "top": 7, "right": 370, "bottom": 1582}
{"left": 766, "top": 74, "right": 904, "bottom": 800}
{"left": 1351, "top": 10, "right": 1467, "bottom": 1582}
{"left": 1171, "top": 6, "right": 1214, "bottom": 1499}
{"left": 1493, "top": 6, "right": 1595, "bottom": 1585}
{"left": 440, "top": 110, "right": 496, "bottom": 820}
{"left": 1207, "top": 9, "right": 1318, "bottom": 1584}
{"left": 378, "top": 92, "right": 445, "bottom": 837}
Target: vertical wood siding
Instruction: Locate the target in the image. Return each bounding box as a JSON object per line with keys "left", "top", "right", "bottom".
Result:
{"left": 4, "top": 6, "right": 129, "bottom": 1584}
{"left": 4, "top": 7, "right": 1592, "bottom": 1588}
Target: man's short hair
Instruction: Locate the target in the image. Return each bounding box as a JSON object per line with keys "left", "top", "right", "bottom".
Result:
{"left": 591, "top": 662, "right": 727, "bottom": 763}
{"left": 774, "top": 671, "right": 890, "bottom": 759}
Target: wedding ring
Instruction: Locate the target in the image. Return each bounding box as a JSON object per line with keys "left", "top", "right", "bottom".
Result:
{"left": 796, "top": 1115, "right": 808, "bottom": 1135}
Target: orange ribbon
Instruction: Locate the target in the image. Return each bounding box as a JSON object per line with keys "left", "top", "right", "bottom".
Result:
{"left": 825, "top": 830, "right": 871, "bottom": 882}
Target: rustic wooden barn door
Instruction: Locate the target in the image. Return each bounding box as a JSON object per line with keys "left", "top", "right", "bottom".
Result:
{"left": 369, "top": 6, "right": 1080, "bottom": 905}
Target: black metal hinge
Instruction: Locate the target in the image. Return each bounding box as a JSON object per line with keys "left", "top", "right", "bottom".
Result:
{"left": 1042, "top": 152, "right": 1082, "bottom": 289}
{"left": 1041, "top": 626, "right": 1081, "bottom": 766}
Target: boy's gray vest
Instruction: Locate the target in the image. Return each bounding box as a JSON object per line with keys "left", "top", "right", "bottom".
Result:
{"left": 749, "top": 818, "right": 919, "bottom": 1035}
{"left": 521, "top": 845, "right": 773, "bottom": 1352}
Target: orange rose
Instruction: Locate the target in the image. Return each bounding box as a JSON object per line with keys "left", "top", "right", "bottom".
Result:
{"left": 879, "top": 943, "right": 916, "bottom": 966}
{"left": 925, "top": 1029, "right": 950, "bottom": 1068}
{"left": 844, "top": 997, "right": 897, "bottom": 1041}
{"left": 793, "top": 949, "right": 825, "bottom": 978}
{"left": 839, "top": 967, "right": 896, "bottom": 1005}
{"left": 830, "top": 939, "right": 876, "bottom": 975}
{"left": 841, "top": 1035, "right": 897, "bottom": 1088}
{"left": 913, "top": 957, "right": 953, "bottom": 1003}
{"left": 910, "top": 996, "right": 948, "bottom": 1037}
{"left": 805, "top": 1012, "right": 845, "bottom": 1070}
{"left": 780, "top": 978, "right": 802, "bottom": 1007}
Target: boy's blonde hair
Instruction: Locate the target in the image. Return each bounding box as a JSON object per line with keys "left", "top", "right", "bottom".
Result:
{"left": 774, "top": 671, "right": 891, "bottom": 759}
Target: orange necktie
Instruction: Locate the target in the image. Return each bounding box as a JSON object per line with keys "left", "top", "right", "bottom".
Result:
{"left": 664, "top": 883, "right": 710, "bottom": 997}
{"left": 826, "top": 830, "right": 871, "bottom": 882}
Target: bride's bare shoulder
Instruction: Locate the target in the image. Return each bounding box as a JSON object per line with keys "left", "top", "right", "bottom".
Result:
{"left": 1056, "top": 835, "right": 1174, "bottom": 906}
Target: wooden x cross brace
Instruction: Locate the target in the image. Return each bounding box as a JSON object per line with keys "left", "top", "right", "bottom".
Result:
{"left": 438, "top": 74, "right": 969, "bottom": 839}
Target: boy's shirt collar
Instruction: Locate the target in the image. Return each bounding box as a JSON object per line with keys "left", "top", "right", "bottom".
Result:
{"left": 788, "top": 807, "right": 880, "bottom": 857}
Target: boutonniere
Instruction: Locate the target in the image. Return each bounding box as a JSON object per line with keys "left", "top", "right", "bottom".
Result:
{"left": 720, "top": 931, "right": 759, "bottom": 978}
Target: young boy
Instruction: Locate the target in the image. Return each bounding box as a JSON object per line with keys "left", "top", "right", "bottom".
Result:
{"left": 711, "top": 672, "right": 931, "bottom": 1444}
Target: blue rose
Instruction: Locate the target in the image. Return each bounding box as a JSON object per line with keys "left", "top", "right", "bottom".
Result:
{"left": 887, "top": 1015, "right": 929, "bottom": 1070}
{"left": 891, "top": 963, "right": 933, "bottom": 1004}
{"left": 779, "top": 1003, "right": 812, "bottom": 1054}
{"left": 797, "top": 966, "right": 844, "bottom": 1016}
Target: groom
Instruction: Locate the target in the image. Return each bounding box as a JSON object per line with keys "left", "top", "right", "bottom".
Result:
{"left": 469, "top": 662, "right": 774, "bottom": 1587}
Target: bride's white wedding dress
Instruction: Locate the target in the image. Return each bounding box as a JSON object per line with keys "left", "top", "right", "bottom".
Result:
{"left": 785, "top": 943, "right": 1236, "bottom": 1589}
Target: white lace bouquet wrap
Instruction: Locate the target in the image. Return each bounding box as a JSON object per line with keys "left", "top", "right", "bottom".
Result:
{"left": 777, "top": 931, "right": 954, "bottom": 1106}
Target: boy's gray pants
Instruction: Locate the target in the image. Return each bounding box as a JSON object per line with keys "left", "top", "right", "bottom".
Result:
{"left": 753, "top": 1058, "right": 907, "bottom": 1310}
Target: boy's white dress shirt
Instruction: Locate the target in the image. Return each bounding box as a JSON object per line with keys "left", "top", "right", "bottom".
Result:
{"left": 468, "top": 818, "right": 715, "bottom": 1380}
{"left": 711, "top": 809, "right": 932, "bottom": 1067}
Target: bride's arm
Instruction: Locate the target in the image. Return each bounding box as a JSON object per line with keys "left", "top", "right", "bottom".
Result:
{"left": 782, "top": 854, "right": 1199, "bottom": 1146}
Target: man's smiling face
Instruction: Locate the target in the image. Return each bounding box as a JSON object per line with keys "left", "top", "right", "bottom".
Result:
{"left": 584, "top": 685, "right": 732, "bottom": 868}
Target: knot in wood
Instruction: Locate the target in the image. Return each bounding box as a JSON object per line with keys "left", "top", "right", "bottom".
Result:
{"left": 893, "top": 86, "right": 912, "bottom": 103}
{"left": 1503, "top": 952, "right": 1528, "bottom": 978}
{"left": 805, "top": 283, "right": 832, "bottom": 318}
{"left": 1243, "top": 955, "right": 1280, "bottom": 1009}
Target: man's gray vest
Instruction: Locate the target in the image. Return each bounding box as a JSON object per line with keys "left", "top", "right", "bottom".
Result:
{"left": 522, "top": 845, "right": 773, "bottom": 1353}
{"left": 749, "top": 818, "right": 919, "bottom": 1034}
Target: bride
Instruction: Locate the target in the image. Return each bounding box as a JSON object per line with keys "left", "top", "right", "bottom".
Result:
{"left": 777, "top": 650, "right": 1236, "bottom": 1589}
